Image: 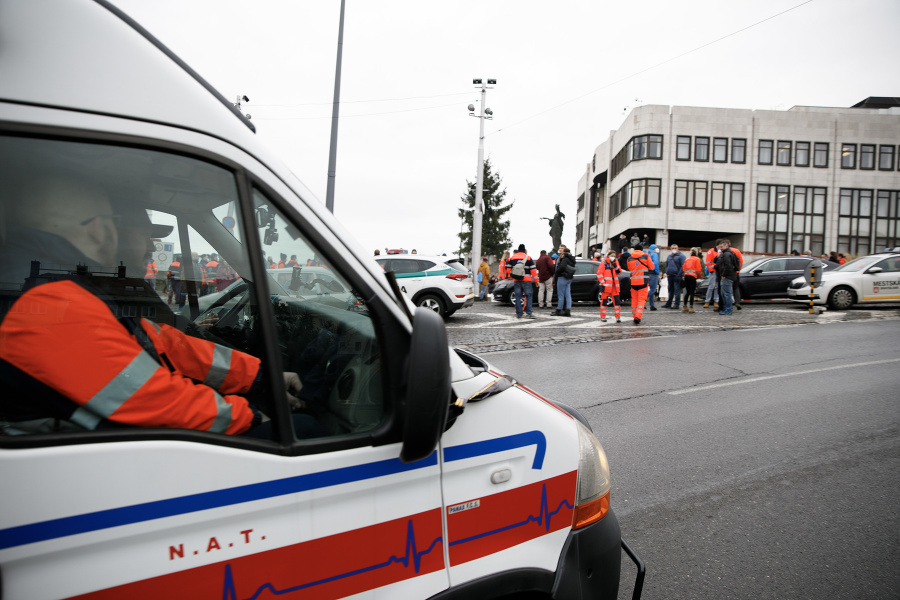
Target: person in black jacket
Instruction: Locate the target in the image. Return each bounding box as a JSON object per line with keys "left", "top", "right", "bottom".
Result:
{"left": 551, "top": 245, "right": 577, "bottom": 316}
{"left": 714, "top": 239, "right": 741, "bottom": 315}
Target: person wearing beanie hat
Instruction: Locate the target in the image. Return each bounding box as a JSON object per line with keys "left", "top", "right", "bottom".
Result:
{"left": 508, "top": 244, "right": 538, "bottom": 318}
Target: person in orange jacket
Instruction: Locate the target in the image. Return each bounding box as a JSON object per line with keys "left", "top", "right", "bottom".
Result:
{"left": 508, "top": 244, "right": 538, "bottom": 319}
{"left": 498, "top": 251, "right": 510, "bottom": 280}
{"left": 627, "top": 244, "right": 654, "bottom": 325}
{"left": 681, "top": 248, "right": 703, "bottom": 313}
{"left": 596, "top": 251, "right": 622, "bottom": 323}
{"left": 143, "top": 252, "right": 158, "bottom": 287}
{"left": 0, "top": 179, "right": 319, "bottom": 439}
{"left": 704, "top": 243, "right": 720, "bottom": 308}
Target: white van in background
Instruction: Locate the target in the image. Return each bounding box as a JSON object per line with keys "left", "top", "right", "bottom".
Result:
{"left": 0, "top": 1, "right": 642, "bottom": 599}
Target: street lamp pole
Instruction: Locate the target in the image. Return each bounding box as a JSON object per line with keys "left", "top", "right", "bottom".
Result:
{"left": 469, "top": 78, "right": 495, "bottom": 273}
{"left": 325, "top": 0, "right": 346, "bottom": 213}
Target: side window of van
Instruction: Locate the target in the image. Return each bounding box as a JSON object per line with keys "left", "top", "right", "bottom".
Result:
{"left": 0, "top": 135, "right": 295, "bottom": 444}
{"left": 251, "top": 189, "right": 385, "bottom": 438}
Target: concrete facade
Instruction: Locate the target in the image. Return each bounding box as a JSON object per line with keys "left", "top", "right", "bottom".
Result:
{"left": 576, "top": 101, "right": 900, "bottom": 258}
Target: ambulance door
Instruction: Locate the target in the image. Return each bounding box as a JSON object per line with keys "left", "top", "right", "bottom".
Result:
{"left": 0, "top": 133, "right": 448, "bottom": 600}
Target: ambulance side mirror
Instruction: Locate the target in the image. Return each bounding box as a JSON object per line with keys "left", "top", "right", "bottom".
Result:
{"left": 400, "top": 307, "right": 450, "bottom": 463}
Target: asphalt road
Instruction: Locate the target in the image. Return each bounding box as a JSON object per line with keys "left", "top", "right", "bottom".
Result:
{"left": 451, "top": 309, "right": 900, "bottom": 599}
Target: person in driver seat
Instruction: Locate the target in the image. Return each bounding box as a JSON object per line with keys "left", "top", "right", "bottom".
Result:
{"left": 0, "top": 176, "right": 321, "bottom": 439}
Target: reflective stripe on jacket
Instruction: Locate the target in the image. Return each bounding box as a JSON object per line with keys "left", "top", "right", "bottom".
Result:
{"left": 144, "top": 261, "right": 158, "bottom": 279}
{"left": 596, "top": 259, "right": 621, "bottom": 295}
{"left": 683, "top": 255, "right": 703, "bottom": 278}
{"left": 498, "top": 259, "right": 508, "bottom": 279}
{"left": 509, "top": 252, "right": 538, "bottom": 282}
{"left": 0, "top": 281, "right": 258, "bottom": 434}
{"left": 627, "top": 250, "right": 653, "bottom": 288}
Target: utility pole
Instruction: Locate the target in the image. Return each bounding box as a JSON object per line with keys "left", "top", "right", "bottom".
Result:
{"left": 468, "top": 78, "right": 495, "bottom": 272}
{"left": 325, "top": 0, "right": 346, "bottom": 213}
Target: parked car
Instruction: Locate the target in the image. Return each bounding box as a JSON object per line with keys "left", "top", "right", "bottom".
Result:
{"left": 493, "top": 260, "right": 632, "bottom": 304}
{"left": 695, "top": 255, "right": 835, "bottom": 300}
{"left": 375, "top": 255, "right": 474, "bottom": 317}
{"left": 788, "top": 252, "right": 900, "bottom": 309}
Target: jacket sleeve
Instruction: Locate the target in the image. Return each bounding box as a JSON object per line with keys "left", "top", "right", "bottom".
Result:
{"left": 0, "top": 281, "right": 256, "bottom": 435}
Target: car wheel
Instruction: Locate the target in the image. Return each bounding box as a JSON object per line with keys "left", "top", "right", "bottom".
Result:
{"left": 827, "top": 286, "right": 855, "bottom": 310}
{"left": 416, "top": 294, "right": 446, "bottom": 316}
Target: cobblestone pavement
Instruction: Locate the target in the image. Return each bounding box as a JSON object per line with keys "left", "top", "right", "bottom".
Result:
{"left": 446, "top": 297, "right": 900, "bottom": 354}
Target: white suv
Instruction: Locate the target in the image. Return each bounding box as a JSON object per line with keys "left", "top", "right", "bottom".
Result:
{"left": 788, "top": 252, "right": 900, "bottom": 309}
{"left": 375, "top": 255, "right": 474, "bottom": 317}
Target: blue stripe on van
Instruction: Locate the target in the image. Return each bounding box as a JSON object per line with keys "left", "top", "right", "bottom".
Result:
{"left": 0, "top": 431, "right": 547, "bottom": 550}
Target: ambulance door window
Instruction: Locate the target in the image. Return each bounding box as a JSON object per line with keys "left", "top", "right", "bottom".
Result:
{"left": 0, "top": 135, "right": 284, "bottom": 443}
{"left": 251, "top": 188, "right": 386, "bottom": 440}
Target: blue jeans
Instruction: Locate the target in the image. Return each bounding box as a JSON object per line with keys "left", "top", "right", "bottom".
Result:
{"left": 479, "top": 283, "right": 487, "bottom": 299}
{"left": 705, "top": 271, "right": 719, "bottom": 303}
{"left": 665, "top": 276, "right": 682, "bottom": 307}
{"left": 647, "top": 274, "right": 659, "bottom": 308}
{"left": 514, "top": 280, "right": 533, "bottom": 316}
{"left": 556, "top": 277, "right": 572, "bottom": 310}
{"left": 720, "top": 277, "right": 734, "bottom": 313}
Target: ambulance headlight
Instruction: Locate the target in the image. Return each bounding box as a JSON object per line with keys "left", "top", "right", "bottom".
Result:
{"left": 573, "top": 420, "right": 611, "bottom": 529}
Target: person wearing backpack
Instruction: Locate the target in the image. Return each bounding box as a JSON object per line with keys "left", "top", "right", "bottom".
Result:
{"left": 551, "top": 244, "right": 576, "bottom": 317}
{"left": 508, "top": 244, "right": 538, "bottom": 319}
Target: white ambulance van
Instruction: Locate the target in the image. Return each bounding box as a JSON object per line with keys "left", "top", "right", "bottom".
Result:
{"left": 0, "top": 1, "right": 642, "bottom": 598}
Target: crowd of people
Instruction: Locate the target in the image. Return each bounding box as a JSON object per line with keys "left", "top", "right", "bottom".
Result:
{"left": 477, "top": 232, "right": 853, "bottom": 325}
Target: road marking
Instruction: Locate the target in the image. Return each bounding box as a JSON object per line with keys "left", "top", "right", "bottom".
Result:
{"left": 604, "top": 335, "right": 677, "bottom": 343}
{"left": 668, "top": 358, "right": 900, "bottom": 395}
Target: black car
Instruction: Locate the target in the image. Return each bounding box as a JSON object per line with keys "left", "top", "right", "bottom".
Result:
{"left": 493, "top": 259, "right": 632, "bottom": 304}
{"left": 695, "top": 255, "right": 835, "bottom": 300}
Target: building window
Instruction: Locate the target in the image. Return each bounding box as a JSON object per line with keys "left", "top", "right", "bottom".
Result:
{"left": 841, "top": 143, "right": 857, "bottom": 169}
{"left": 838, "top": 188, "right": 873, "bottom": 255}
{"left": 759, "top": 140, "right": 773, "bottom": 165}
{"left": 609, "top": 178, "right": 662, "bottom": 219}
{"left": 860, "top": 144, "right": 876, "bottom": 170}
{"left": 777, "top": 141, "right": 792, "bottom": 166}
{"left": 674, "top": 180, "right": 708, "bottom": 209}
{"left": 610, "top": 134, "right": 664, "bottom": 181}
{"left": 875, "top": 190, "right": 900, "bottom": 250}
{"left": 755, "top": 184, "right": 789, "bottom": 253}
{"left": 814, "top": 142, "right": 829, "bottom": 168}
{"left": 713, "top": 138, "right": 728, "bottom": 162}
{"left": 795, "top": 142, "right": 810, "bottom": 167}
{"left": 711, "top": 182, "right": 744, "bottom": 211}
{"left": 791, "top": 187, "right": 827, "bottom": 256}
{"left": 731, "top": 139, "right": 746, "bottom": 163}
{"left": 695, "top": 137, "right": 709, "bottom": 162}
{"left": 676, "top": 136, "right": 691, "bottom": 160}
{"left": 879, "top": 145, "right": 896, "bottom": 171}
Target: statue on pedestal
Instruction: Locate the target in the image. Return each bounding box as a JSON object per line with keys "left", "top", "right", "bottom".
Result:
{"left": 540, "top": 204, "right": 565, "bottom": 250}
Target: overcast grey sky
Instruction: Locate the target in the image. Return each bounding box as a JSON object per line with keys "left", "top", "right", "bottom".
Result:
{"left": 112, "top": 0, "right": 899, "bottom": 258}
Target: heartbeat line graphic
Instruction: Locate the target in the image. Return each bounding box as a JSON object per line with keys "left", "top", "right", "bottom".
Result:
{"left": 220, "top": 520, "right": 442, "bottom": 600}
{"left": 220, "top": 484, "right": 571, "bottom": 600}
{"left": 449, "top": 483, "right": 573, "bottom": 547}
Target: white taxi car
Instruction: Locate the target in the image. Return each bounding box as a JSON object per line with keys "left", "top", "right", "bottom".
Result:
{"left": 375, "top": 255, "right": 474, "bottom": 318}
{"left": 788, "top": 252, "right": 900, "bottom": 309}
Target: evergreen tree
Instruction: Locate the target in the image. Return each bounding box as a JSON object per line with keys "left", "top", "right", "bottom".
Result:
{"left": 457, "top": 157, "right": 513, "bottom": 259}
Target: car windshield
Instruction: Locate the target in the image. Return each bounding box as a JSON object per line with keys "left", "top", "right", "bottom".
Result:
{"left": 832, "top": 256, "right": 880, "bottom": 272}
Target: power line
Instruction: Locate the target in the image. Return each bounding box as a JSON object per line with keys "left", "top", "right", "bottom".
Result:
{"left": 491, "top": 0, "right": 816, "bottom": 136}
{"left": 252, "top": 100, "right": 462, "bottom": 121}
{"left": 250, "top": 90, "right": 471, "bottom": 107}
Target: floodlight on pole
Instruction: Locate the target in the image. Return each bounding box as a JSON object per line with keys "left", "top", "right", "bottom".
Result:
{"left": 468, "top": 78, "right": 495, "bottom": 274}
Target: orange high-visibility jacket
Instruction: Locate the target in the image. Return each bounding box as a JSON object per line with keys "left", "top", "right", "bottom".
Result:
{"left": 144, "top": 261, "right": 158, "bottom": 279}
{"left": 596, "top": 259, "right": 621, "bottom": 295}
{"left": 705, "top": 248, "right": 718, "bottom": 274}
{"left": 627, "top": 250, "right": 653, "bottom": 289}
{"left": 204, "top": 260, "right": 219, "bottom": 285}
{"left": 731, "top": 247, "right": 744, "bottom": 269}
{"left": 498, "top": 259, "right": 508, "bottom": 280}
{"left": 0, "top": 281, "right": 259, "bottom": 434}
{"left": 508, "top": 252, "right": 538, "bottom": 282}
{"left": 683, "top": 255, "right": 703, "bottom": 278}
